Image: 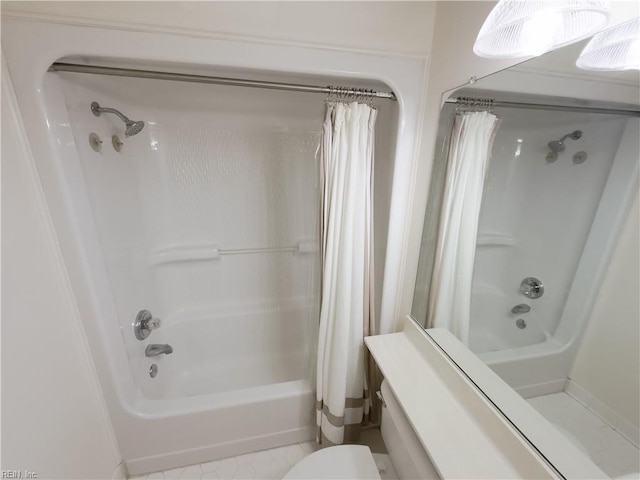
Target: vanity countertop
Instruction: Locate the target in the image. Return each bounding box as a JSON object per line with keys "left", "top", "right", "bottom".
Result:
{"left": 365, "top": 318, "right": 607, "bottom": 479}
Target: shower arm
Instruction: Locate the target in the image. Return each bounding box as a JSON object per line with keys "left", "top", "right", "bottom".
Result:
{"left": 558, "top": 130, "right": 582, "bottom": 143}
{"left": 91, "top": 103, "right": 131, "bottom": 123}
{"left": 558, "top": 133, "right": 574, "bottom": 142}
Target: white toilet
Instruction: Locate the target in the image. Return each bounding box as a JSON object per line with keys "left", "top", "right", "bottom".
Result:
{"left": 284, "top": 380, "right": 439, "bottom": 479}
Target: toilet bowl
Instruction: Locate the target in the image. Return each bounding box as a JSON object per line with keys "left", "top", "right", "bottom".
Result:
{"left": 283, "top": 380, "right": 439, "bottom": 479}
{"left": 283, "top": 445, "right": 380, "bottom": 479}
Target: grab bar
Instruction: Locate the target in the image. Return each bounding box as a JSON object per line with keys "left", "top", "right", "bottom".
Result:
{"left": 150, "top": 241, "right": 318, "bottom": 265}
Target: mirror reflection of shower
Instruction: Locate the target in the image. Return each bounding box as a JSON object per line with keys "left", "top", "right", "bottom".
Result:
{"left": 91, "top": 101, "right": 145, "bottom": 137}
{"left": 545, "top": 129, "right": 582, "bottom": 162}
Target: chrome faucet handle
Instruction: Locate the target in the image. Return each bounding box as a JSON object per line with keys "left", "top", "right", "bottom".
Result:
{"left": 520, "top": 277, "right": 544, "bottom": 299}
{"left": 134, "top": 309, "right": 161, "bottom": 341}
{"left": 511, "top": 303, "right": 531, "bottom": 314}
{"left": 147, "top": 316, "right": 161, "bottom": 329}
{"left": 145, "top": 344, "right": 173, "bottom": 357}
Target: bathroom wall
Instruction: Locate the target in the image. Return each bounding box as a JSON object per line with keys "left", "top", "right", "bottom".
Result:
{"left": 1, "top": 1, "right": 436, "bottom": 56}
{"left": 2, "top": 60, "right": 122, "bottom": 479}
{"left": 569, "top": 192, "right": 640, "bottom": 441}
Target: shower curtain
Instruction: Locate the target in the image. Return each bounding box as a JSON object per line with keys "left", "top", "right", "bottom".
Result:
{"left": 316, "top": 101, "right": 377, "bottom": 445}
{"left": 427, "top": 111, "right": 501, "bottom": 345}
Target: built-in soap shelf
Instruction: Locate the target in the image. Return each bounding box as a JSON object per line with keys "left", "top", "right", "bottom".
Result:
{"left": 477, "top": 232, "right": 515, "bottom": 247}
{"left": 150, "top": 241, "right": 318, "bottom": 265}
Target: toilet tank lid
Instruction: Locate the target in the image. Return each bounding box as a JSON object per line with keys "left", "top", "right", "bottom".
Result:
{"left": 283, "top": 445, "right": 381, "bottom": 480}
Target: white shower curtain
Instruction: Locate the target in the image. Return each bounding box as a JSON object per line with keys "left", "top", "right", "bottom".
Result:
{"left": 427, "top": 111, "right": 501, "bottom": 345}
{"left": 316, "top": 101, "right": 377, "bottom": 445}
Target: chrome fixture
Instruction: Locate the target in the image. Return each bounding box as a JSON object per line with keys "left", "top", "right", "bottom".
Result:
{"left": 573, "top": 151, "right": 588, "bottom": 164}
{"left": 91, "top": 101, "right": 145, "bottom": 137}
{"left": 89, "top": 132, "right": 103, "bottom": 152}
{"left": 112, "top": 134, "right": 124, "bottom": 152}
{"left": 149, "top": 364, "right": 158, "bottom": 378}
{"left": 516, "top": 318, "right": 527, "bottom": 329}
{"left": 520, "top": 277, "right": 544, "bottom": 299}
{"left": 445, "top": 97, "right": 640, "bottom": 117}
{"left": 547, "top": 130, "right": 582, "bottom": 153}
{"left": 511, "top": 303, "right": 531, "bottom": 314}
{"left": 134, "top": 309, "right": 161, "bottom": 341}
{"left": 145, "top": 344, "right": 174, "bottom": 357}
{"left": 52, "top": 63, "right": 397, "bottom": 101}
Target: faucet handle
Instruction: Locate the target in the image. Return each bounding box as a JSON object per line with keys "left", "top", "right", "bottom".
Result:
{"left": 520, "top": 277, "right": 544, "bottom": 299}
{"left": 147, "top": 317, "right": 161, "bottom": 329}
{"left": 134, "top": 309, "right": 161, "bottom": 340}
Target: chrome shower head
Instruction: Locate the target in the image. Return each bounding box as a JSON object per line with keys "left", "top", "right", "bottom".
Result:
{"left": 547, "top": 140, "right": 566, "bottom": 152}
{"left": 125, "top": 120, "right": 145, "bottom": 137}
{"left": 91, "top": 101, "right": 145, "bottom": 137}
{"left": 547, "top": 130, "right": 582, "bottom": 153}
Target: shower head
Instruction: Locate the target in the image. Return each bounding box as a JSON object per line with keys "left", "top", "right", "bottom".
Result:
{"left": 125, "top": 120, "right": 145, "bottom": 137}
{"left": 547, "top": 130, "right": 582, "bottom": 153}
{"left": 547, "top": 140, "right": 566, "bottom": 152}
{"left": 91, "top": 101, "right": 145, "bottom": 137}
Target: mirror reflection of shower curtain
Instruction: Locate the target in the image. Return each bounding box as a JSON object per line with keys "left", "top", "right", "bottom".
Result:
{"left": 427, "top": 111, "right": 501, "bottom": 345}
{"left": 316, "top": 102, "right": 377, "bottom": 445}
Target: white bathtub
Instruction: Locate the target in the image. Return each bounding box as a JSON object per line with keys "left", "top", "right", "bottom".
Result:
{"left": 469, "top": 286, "right": 549, "bottom": 355}
{"left": 137, "top": 305, "right": 312, "bottom": 400}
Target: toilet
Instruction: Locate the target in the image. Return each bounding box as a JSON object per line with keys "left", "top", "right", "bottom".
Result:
{"left": 284, "top": 380, "right": 439, "bottom": 479}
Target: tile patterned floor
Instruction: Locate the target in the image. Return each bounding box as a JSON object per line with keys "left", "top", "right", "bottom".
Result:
{"left": 527, "top": 392, "right": 640, "bottom": 478}
{"left": 131, "top": 442, "right": 317, "bottom": 480}
{"left": 131, "top": 432, "right": 396, "bottom": 480}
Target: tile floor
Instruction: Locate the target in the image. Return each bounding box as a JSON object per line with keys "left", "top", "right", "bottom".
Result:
{"left": 131, "top": 442, "right": 317, "bottom": 480}
{"left": 527, "top": 392, "right": 640, "bottom": 478}
{"left": 130, "top": 432, "right": 396, "bottom": 480}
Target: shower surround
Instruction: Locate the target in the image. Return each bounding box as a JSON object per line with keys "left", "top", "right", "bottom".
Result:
{"left": 470, "top": 107, "right": 638, "bottom": 396}
{"left": 3, "top": 18, "right": 423, "bottom": 475}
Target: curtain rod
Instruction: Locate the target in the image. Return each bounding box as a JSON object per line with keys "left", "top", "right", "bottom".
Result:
{"left": 445, "top": 97, "right": 640, "bottom": 117}
{"left": 48, "top": 62, "right": 397, "bottom": 101}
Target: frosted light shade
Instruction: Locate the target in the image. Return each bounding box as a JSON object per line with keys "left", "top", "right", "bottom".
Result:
{"left": 474, "top": 0, "right": 611, "bottom": 59}
{"left": 577, "top": 17, "right": 640, "bottom": 71}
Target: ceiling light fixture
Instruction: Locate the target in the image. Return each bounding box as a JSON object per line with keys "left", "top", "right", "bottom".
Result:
{"left": 576, "top": 17, "right": 640, "bottom": 71}
{"left": 474, "top": 0, "right": 611, "bottom": 59}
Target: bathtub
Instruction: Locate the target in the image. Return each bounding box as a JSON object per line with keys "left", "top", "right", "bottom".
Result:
{"left": 469, "top": 285, "right": 549, "bottom": 355}
{"left": 138, "top": 304, "right": 313, "bottom": 400}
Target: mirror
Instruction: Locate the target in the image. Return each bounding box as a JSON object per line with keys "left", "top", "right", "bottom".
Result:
{"left": 411, "top": 35, "right": 639, "bottom": 478}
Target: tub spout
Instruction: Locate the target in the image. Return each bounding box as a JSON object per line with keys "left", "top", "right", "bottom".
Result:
{"left": 511, "top": 304, "right": 531, "bottom": 314}
{"left": 145, "top": 344, "right": 173, "bottom": 357}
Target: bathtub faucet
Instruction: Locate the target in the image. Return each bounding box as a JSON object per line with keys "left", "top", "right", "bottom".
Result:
{"left": 145, "top": 344, "right": 174, "bottom": 357}
{"left": 511, "top": 304, "right": 531, "bottom": 314}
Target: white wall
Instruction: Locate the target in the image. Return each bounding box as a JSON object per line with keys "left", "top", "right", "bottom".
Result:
{"left": 1, "top": 60, "right": 122, "bottom": 479}
{"left": 1, "top": 1, "right": 435, "bottom": 56}
{"left": 570, "top": 191, "right": 640, "bottom": 434}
